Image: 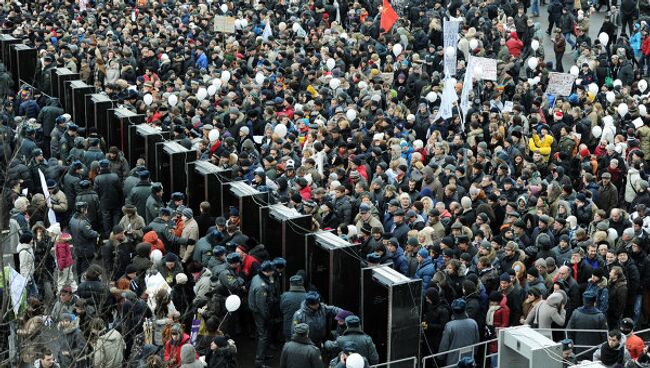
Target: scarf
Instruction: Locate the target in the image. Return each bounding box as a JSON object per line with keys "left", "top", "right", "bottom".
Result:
{"left": 600, "top": 343, "right": 624, "bottom": 366}
{"left": 486, "top": 305, "right": 501, "bottom": 326}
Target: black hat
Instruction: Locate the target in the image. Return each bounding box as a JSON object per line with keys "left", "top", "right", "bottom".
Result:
{"left": 125, "top": 264, "right": 138, "bottom": 274}
{"left": 159, "top": 207, "right": 172, "bottom": 217}
{"left": 226, "top": 252, "right": 241, "bottom": 263}
{"left": 212, "top": 246, "right": 226, "bottom": 257}
{"left": 289, "top": 275, "right": 304, "bottom": 286}
{"left": 260, "top": 260, "right": 274, "bottom": 272}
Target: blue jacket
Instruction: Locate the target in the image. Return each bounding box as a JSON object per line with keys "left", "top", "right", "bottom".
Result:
{"left": 388, "top": 247, "right": 409, "bottom": 275}
{"left": 195, "top": 53, "right": 208, "bottom": 69}
{"left": 584, "top": 280, "right": 609, "bottom": 315}
{"left": 414, "top": 257, "right": 435, "bottom": 291}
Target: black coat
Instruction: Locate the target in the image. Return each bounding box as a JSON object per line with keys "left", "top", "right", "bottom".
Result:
{"left": 279, "top": 335, "right": 324, "bottom": 368}
{"left": 94, "top": 170, "right": 123, "bottom": 210}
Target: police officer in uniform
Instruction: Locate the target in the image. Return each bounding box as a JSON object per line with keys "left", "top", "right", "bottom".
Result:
{"left": 249, "top": 261, "right": 277, "bottom": 368}
{"left": 218, "top": 253, "right": 246, "bottom": 335}
{"left": 69, "top": 202, "right": 99, "bottom": 279}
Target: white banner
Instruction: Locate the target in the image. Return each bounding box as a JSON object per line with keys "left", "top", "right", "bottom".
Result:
{"left": 38, "top": 169, "right": 57, "bottom": 226}
{"left": 545, "top": 72, "right": 577, "bottom": 96}
{"left": 460, "top": 56, "right": 475, "bottom": 119}
{"left": 443, "top": 19, "right": 461, "bottom": 76}
{"left": 436, "top": 77, "right": 458, "bottom": 121}
{"left": 9, "top": 267, "right": 26, "bottom": 316}
{"left": 472, "top": 57, "right": 498, "bottom": 81}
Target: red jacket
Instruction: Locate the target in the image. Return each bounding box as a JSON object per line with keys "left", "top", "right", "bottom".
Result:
{"left": 241, "top": 254, "right": 260, "bottom": 279}
{"left": 506, "top": 32, "right": 524, "bottom": 57}
{"left": 55, "top": 241, "right": 73, "bottom": 270}
{"left": 299, "top": 185, "right": 313, "bottom": 201}
{"left": 143, "top": 231, "right": 165, "bottom": 254}
{"left": 642, "top": 36, "right": 650, "bottom": 56}
{"left": 488, "top": 295, "right": 511, "bottom": 353}
{"left": 164, "top": 333, "right": 192, "bottom": 368}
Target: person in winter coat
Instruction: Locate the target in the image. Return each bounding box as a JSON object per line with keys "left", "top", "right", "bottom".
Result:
{"left": 126, "top": 170, "right": 153, "bottom": 219}
{"left": 567, "top": 291, "right": 607, "bottom": 354}
{"left": 55, "top": 233, "right": 76, "bottom": 292}
{"left": 180, "top": 208, "right": 200, "bottom": 260}
{"left": 422, "top": 287, "right": 450, "bottom": 356}
{"left": 248, "top": 261, "right": 277, "bottom": 368}
{"left": 536, "top": 291, "right": 567, "bottom": 339}
{"left": 506, "top": 32, "right": 524, "bottom": 57}
{"left": 281, "top": 275, "right": 307, "bottom": 340}
{"left": 327, "top": 315, "right": 379, "bottom": 364}
{"left": 438, "top": 299, "right": 480, "bottom": 367}
{"left": 205, "top": 335, "right": 238, "bottom": 368}
{"left": 607, "top": 266, "right": 628, "bottom": 329}
{"left": 386, "top": 239, "right": 409, "bottom": 275}
{"left": 94, "top": 159, "right": 123, "bottom": 236}
{"left": 486, "top": 292, "right": 510, "bottom": 366}
{"left": 164, "top": 324, "right": 193, "bottom": 368}
{"left": 118, "top": 204, "right": 145, "bottom": 243}
{"left": 93, "top": 323, "right": 126, "bottom": 368}
{"left": 584, "top": 267, "right": 609, "bottom": 315}
{"left": 76, "top": 180, "right": 101, "bottom": 231}
{"left": 69, "top": 202, "right": 99, "bottom": 279}
{"left": 33, "top": 349, "right": 60, "bottom": 368}
{"left": 17, "top": 232, "right": 36, "bottom": 296}
{"left": 593, "top": 329, "right": 631, "bottom": 367}
{"left": 292, "top": 291, "right": 343, "bottom": 347}
{"left": 414, "top": 248, "right": 435, "bottom": 292}
{"left": 529, "top": 125, "right": 554, "bottom": 161}
{"left": 57, "top": 313, "right": 86, "bottom": 368}
{"left": 280, "top": 323, "right": 323, "bottom": 368}
{"left": 179, "top": 344, "right": 202, "bottom": 368}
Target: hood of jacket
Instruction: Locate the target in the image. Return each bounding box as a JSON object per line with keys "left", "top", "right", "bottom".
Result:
{"left": 180, "top": 343, "right": 199, "bottom": 364}
{"left": 99, "top": 328, "right": 122, "bottom": 343}
{"left": 546, "top": 292, "right": 564, "bottom": 308}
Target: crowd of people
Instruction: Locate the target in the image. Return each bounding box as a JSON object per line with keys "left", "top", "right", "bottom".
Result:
{"left": 1, "top": 0, "right": 650, "bottom": 366}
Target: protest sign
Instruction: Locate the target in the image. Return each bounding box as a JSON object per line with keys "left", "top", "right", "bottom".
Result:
{"left": 214, "top": 16, "right": 236, "bottom": 33}
{"left": 472, "top": 57, "right": 498, "bottom": 81}
{"left": 545, "top": 72, "right": 577, "bottom": 96}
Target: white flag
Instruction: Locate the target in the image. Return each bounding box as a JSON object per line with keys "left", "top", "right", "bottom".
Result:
{"left": 460, "top": 56, "right": 475, "bottom": 118}
{"left": 262, "top": 20, "right": 273, "bottom": 41}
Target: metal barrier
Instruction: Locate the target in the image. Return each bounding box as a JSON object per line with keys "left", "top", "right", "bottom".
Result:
{"left": 421, "top": 326, "right": 650, "bottom": 368}
{"left": 370, "top": 356, "right": 418, "bottom": 368}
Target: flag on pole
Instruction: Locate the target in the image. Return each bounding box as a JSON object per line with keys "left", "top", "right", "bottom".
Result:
{"left": 380, "top": 0, "right": 398, "bottom": 33}
{"left": 262, "top": 20, "right": 273, "bottom": 41}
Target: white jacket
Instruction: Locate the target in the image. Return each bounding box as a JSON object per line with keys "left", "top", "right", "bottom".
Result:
{"left": 17, "top": 242, "right": 35, "bottom": 280}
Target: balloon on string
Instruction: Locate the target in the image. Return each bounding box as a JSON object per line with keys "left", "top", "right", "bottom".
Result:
{"left": 207, "top": 85, "right": 217, "bottom": 96}
{"left": 220, "top": 3, "right": 228, "bottom": 13}
{"left": 346, "top": 354, "right": 365, "bottom": 368}
{"left": 445, "top": 46, "right": 455, "bottom": 57}
{"left": 279, "top": 22, "right": 287, "bottom": 32}
{"left": 225, "top": 295, "right": 241, "bottom": 312}
{"left": 598, "top": 32, "right": 609, "bottom": 45}
{"left": 640, "top": 104, "right": 647, "bottom": 117}
{"left": 329, "top": 78, "right": 341, "bottom": 90}
{"left": 392, "top": 43, "right": 403, "bottom": 57}
{"left": 527, "top": 57, "right": 538, "bottom": 70}
{"left": 613, "top": 79, "right": 622, "bottom": 88}
{"left": 346, "top": 109, "right": 357, "bottom": 121}
{"left": 143, "top": 94, "right": 153, "bottom": 106}
{"left": 569, "top": 65, "right": 580, "bottom": 76}
{"left": 208, "top": 129, "right": 220, "bottom": 143}
{"left": 168, "top": 94, "right": 178, "bottom": 107}
{"left": 292, "top": 22, "right": 301, "bottom": 32}
{"left": 255, "top": 72, "right": 265, "bottom": 85}
{"left": 326, "top": 58, "right": 336, "bottom": 71}
{"left": 221, "top": 71, "right": 231, "bottom": 83}
{"left": 603, "top": 115, "right": 614, "bottom": 126}
{"left": 640, "top": 79, "right": 648, "bottom": 93}
{"left": 533, "top": 76, "right": 540, "bottom": 84}
{"left": 606, "top": 91, "right": 616, "bottom": 103}
{"left": 274, "top": 124, "right": 287, "bottom": 138}
{"left": 426, "top": 91, "right": 437, "bottom": 102}
{"left": 588, "top": 83, "right": 598, "bottom": 95}
{"left": 531, "top": 39, "right": 540, "bottom": 51}
{"left": 469, "top": 39, "right": 479, "bottom": 50}
{"left": 618, "top": 103, "right": 628, "bottom": 117}
{"left": 592, "top": 125, "right": 602, "bottom": 138}
{"left": 196, "top": 87, "right": 207, "bottom": 101}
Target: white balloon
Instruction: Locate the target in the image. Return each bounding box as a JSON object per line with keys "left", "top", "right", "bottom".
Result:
{"left": 533, "top": 76, "right": 540, "bottom": 84}
{"left": 527, "top": 57, "right": 538, "bottom": 70}
{"left": 426, "top": 91, "right": 437, "bottom": 102}
{"left": 329, "top": 78, "right": 341, "bottom": 90}
{"left": 196, "top": 87, "right": 207, "bottom": 101}
{"left": 221, "top": 70, "right": 231, "bottom": 83}
{"left": 292, "top": 22, "right": 300, "bottom": 32}
{"left": 225, "top": 295, "right": 241, "bottom": 312}
{"left": 212, "top": 78, "right": 223, "bottom": 88}
{"left": 207, "top": 85, "right": 217, "bottom": 96}
{"left": 606, "top": 91, "right": 616, "bottom": 103}
{"left": 598, "top": 32, "right": 609, "bottom": 45}
{"left": 346, "top": 109, "right": 357, "bottom": 121}
{"left": 274, "top": 124, "right": 287, "bottom": 138}
{"left": 358, "top": 81, "right": 368, "bottom": 90}
{"left": 588, "top": 83, "right": 599, "bottom": 95}
{"left": 234, "top": 19, "right": 242, "bottom": 30}
{"left": 150, "top": 249, "right": 163, "bottom": 265}
{"left": 279, "top": 22, "right": 287, "bottom": 32}
{"left": 618, "top": 103, "right": 629, "bottom": 117}
{"left": 469, "top": 39, "right": 479, "bottom": 50}
{"left": 640, "top": 79, "right": 648, "bottom": 93}
{"left": 168, "top": 94, "right": 178, "bottom": 107}
{"left": 445, "top": 46, "right": 456, "bottom": 57}
{"left": 575, "top": 78, "right": 583, "bottom": 85}
{"left": 569, "top": 65, "right": 579, "bottom": 76}
{"left": 255, "top": 72, "right": 265, "bottom": 85}
{"left": 346, "top": 353, "right": 365, "bottom": 368}
{"left": 592, "top": 125, "right": 602, "bottom": 138}
{"left": 392, "top": 43, "right": 403, "bottom": 57}
{"left": 220, "top": 3, "right": 228, "bottom": 13}
{"left": 613, "top": 79, "right": 622, "bottom": 88}
{"left": 603, "top": 115, "right": 614, "bottom": 126}
{"left": 143, "top": 94, "right": 153, "bottom": 106}
{"left": 528, "top": 78, "right": 537, "bottom": 86}
{"left": 531, "top": 39, "right": 540, "bottom": 51}
{"left": 326, "top": 58, "right": 336, "bottom": 71}
{"left": 241, "top": 18, "right": 249, "bottom": 28}
{"left": 208, "top": 129, "right": 220, "bottom": 143}
{"left": 640, "top": 104, "right": 647, "bottom": 117}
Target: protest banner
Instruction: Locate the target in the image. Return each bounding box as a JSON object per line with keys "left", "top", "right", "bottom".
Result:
{"left": 545, "top": 72, "right": 577, "bottom": 96}
{"left": 472, "top": 57, "right": 498, "bottom": 81}
{"left": 214, "top": 16, "right": 236, "bottom": 33}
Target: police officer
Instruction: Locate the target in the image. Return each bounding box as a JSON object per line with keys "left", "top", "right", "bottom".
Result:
{"left": 76, "top": 180, "right": 101, "bottom": 231}
{"left": 218, "top": 253, "right": 246, "bottom": 335}
{"left": 249, "top": 261, "right": 278, "bottom": 368}
{"left": 29, "top": 148, "right": 48, "bottom": 193}
{"left": 69, "top": 202, "right": 99, "bottom": 279}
